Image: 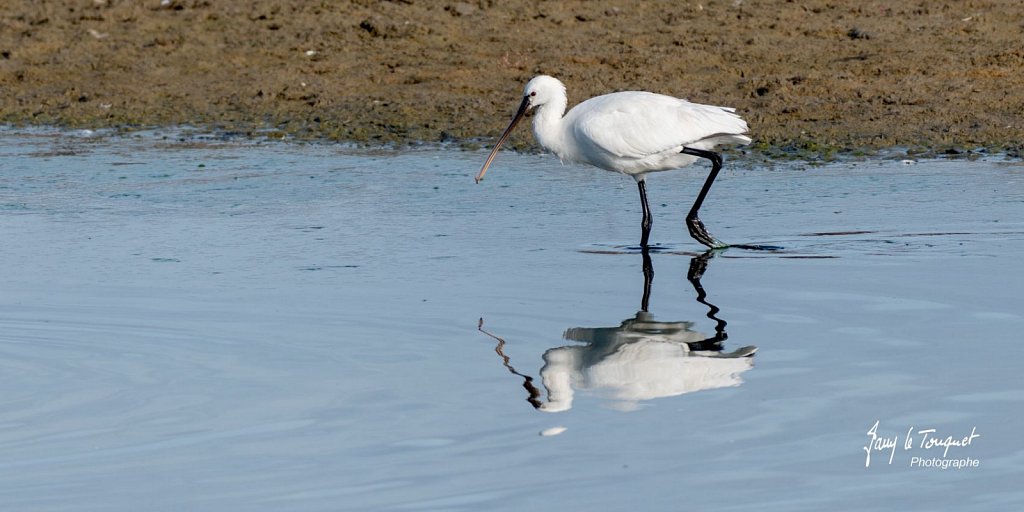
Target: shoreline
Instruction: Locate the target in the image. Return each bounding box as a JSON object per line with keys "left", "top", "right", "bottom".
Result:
{"left": 3, "top": 124, "right": 1014, "bottom": 165}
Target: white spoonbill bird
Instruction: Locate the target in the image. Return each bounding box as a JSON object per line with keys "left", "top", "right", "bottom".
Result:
{"left": 475, "top": 75, "right": 751, "bottom": 249}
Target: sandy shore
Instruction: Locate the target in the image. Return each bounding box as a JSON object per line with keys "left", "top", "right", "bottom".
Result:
{"left": 2, "top": 1, "right": 1022, "bottom": 157}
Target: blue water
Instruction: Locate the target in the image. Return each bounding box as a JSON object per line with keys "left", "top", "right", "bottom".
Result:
{"left": 1, "top": 131, "right": 1022, "bottom": 510}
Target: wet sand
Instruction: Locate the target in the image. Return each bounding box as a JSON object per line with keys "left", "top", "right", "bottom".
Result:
{"left": 2, "top": 1, "right": 1023, "bottom": 157}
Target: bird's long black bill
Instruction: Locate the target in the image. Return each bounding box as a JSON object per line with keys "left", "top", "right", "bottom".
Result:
{"left": 475, "top": 95, "right": 530, "bottom": 183}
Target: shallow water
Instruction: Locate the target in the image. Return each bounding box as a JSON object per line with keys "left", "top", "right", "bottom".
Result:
{"left": 2, "top": 132, "right": 1022, "bottom": 511}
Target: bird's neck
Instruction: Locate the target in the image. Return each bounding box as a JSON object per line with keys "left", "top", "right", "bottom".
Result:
{"left": 531, "top": 98, "right": 569, "bottom": 158}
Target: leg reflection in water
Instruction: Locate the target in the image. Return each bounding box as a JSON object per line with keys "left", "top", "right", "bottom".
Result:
{"left": 480, "top": 249, "right": 757, "bottom": 412}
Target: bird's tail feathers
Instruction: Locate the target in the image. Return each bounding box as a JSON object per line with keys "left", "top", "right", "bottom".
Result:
{"left": 686, "top": 104, "right": 750, "bottom": 147}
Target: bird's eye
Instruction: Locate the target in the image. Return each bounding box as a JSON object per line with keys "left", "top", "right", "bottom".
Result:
{"left": 530, "top": 91, "right": 537, "bottom": 97}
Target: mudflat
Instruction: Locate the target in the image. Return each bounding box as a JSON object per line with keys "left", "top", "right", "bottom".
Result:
{"left": 2, "top": 1, "right": 1022, "bottom": 156}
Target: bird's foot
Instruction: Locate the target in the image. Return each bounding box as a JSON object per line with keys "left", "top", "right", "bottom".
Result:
{"left": 686, "top": 216, "right": 728, "bottom": 250}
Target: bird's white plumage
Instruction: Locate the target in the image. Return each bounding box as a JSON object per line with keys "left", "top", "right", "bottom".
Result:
{"left": 523, "top": 76, "right": 750, "bottom": 178}
{"left": 571, "top": 92, "right": 747, "bottom": 158}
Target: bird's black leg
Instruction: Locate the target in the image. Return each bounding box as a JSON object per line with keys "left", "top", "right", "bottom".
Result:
{"left": 637, "top": 179, "right": 653, "bottom": 248}
{"left": 680, "top": 147, "right": 727, "bottom": 249}
{"left": 640, "top": 247, "right": 653, "bottom": 312}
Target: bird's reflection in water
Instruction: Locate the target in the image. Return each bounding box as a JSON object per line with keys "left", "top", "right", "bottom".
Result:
{"left": 480, "top": 250, "right": 757, "bottom": 412}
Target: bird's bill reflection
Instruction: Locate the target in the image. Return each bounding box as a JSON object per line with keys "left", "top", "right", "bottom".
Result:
{"left": 475, "top": 95, "right": 531, "bottom": 183}
{"left": 478, "top": 318, "right": 543, "bottom": 409}
{"left": 481, "top": 250, "right": 757, "bottom": 412}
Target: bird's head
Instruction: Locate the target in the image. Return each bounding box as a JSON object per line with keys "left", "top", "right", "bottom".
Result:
{"left": 522, "top": 75, "right": 566, "bottom": 110}
{"left": 476, "top": 75, "right": 566, "bottom": 184}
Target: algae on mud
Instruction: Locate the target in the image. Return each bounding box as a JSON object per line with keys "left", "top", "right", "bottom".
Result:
{"left": 1, "top": 1, "right": 1023, "bottom": 157}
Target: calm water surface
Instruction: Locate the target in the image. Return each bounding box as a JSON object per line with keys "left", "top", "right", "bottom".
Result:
{"left": 1, "top": 131, "right": 1023, "bottom": 510}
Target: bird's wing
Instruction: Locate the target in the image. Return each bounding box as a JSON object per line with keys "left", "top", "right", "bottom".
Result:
{"left": 570, "top": 92, "right": 749, "bottom": 159}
